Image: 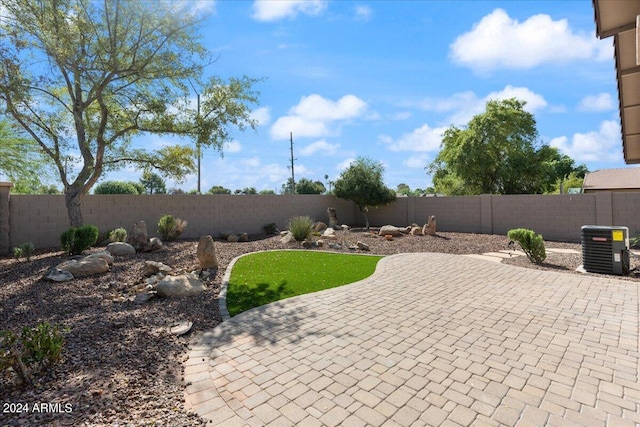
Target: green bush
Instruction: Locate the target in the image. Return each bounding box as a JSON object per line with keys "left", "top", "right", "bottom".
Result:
{"left": 94, "top": 181, "right": 141, "bottom": 194}
{"left": 20, "top": 242, "right": 34, "bottom": 261}
{"left": 157, "top": 214, "right": 187, "bottom": 241}
{"left": 507, "top": 228, "right": 546, "bottom": 264}
{"left": 12, "top": 246, "right": 23, "bottom": 260}
{"left": 288, "top": 216, "right": 314, "bottom": 242}
{"left": 109, "top": 227, "right": 127, "bottom": 242}
{"left": 0, "top": 322, "right": 68, "bottom": 385}
{"left": 60, "top": 225, "right": 99, "bottom": 255}
{"left": 263, "top": 223, "right": 278, "bottom": 235}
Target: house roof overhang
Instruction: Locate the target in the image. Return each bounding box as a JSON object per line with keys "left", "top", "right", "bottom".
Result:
{"left": 594, "top": 0, "right": 640, "bottom": 163}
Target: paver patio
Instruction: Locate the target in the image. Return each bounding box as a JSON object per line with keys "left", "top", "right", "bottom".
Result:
{"left": 184, "top": 253, "right": 640, "bottom": 426}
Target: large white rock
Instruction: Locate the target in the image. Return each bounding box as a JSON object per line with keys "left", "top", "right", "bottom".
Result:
{"left": 106, "top": 242, "right": 136, "bottom": 256}
{"left": 156, "top": 275, "right": 207, "bottom": 297}
{"left": 379, "top": 225, "right": 403, "bottom": 236}
{"left": 57, "top": 257, "right": 109, "bottom": 277}
{"left": 85, "top": 251, "right": 114, "bottom": 265}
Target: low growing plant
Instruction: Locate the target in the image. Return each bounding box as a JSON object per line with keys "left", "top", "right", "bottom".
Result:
{"left": 288, "top": 216, "right": 314, "bottom": 242}
{"left": 109, "top": 227, "right": 127, "bottom": 242}
{"left": 12, "top": 246, "right": 23, "bottom": 261}
{"left": 0, "top": 322, "right": 68, "bottom": 385}
{"left": 507, "top": 228, "right": 546, "bottom": 264}
{"left": 263, "top": 222, "right": 278, "bottom": 235}
{"left": 20, "top": 242, "right": 34, "bottom": 261}
{"left": 60, "top": 225, "right": 99, "bottom": 255}
{"left": 157, "top": 214, "right": 187, "bottom": 241}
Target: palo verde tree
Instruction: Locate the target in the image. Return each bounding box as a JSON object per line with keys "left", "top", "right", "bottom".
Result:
{"left": 428, "top": 98, "right": 585, "bottom": 195}
{"left": 333, "top": 157, "right": 396, "bottom": 230}
{"left": 0, "top": 0, "right": 260, "bottom": 226}
{"left": 0, "top": 118, "right": 55, "bottom": 192}
{"left": 296, "top": 178, "right": 326, "bottom": 194}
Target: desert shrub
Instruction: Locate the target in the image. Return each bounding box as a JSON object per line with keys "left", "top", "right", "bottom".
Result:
{"left": 263, "top": 223, "right": 278, "bottom": 235}
{"left": 157, "top": 214, "right": 187, "bottom": 241}
{"left": 507, "top": 228, "right": 546, "bottom": 264}
{"left": 288, "top": 216, "right": 314, "bottom": 242}
{"left": 60, "top": 225, "right": 99, "bottom": 255}
{"left": 0, "top": 322, "right": 68, "bottom": 385}
{"left": 12, "top": 246, "right": 23, "bottom": 260}
{"left": 109, "top": 227, "right": 127, "bottom": 242}
{"left": 20, "top": 242, "right": 34, "bottom": 261}
{"left": 94, "top": 180, "right": 141, "bottom": 194}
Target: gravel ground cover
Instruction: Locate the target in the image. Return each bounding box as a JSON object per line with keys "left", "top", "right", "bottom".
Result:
{"left": 1, "top": 229, "right": 638, "bottom": 426}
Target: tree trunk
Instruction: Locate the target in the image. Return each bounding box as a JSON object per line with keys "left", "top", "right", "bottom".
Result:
{"left": 65, "top": 186, "right": 84, "bottom": 227}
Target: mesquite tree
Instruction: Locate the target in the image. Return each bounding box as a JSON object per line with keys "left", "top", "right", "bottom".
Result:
{"left": 0, "top": 0, "right": 259, "bottom": 226}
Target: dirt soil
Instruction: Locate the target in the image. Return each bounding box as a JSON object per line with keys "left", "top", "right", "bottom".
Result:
{"left": 1, "top": 230, "right": 639, "bottom": 426}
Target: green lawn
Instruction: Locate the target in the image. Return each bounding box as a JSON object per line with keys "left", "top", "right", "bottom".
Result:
{"left": 226, "top": 251, "right": 383, "bottom": 316}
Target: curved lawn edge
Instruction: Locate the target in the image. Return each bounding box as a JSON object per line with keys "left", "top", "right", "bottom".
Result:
{"left": 218, "top": 249, "right": 387, "bottom": 321}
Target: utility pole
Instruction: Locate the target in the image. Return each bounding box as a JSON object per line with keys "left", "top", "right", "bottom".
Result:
{"left": 289, "top": 132, "right": 296, "bottom": 194}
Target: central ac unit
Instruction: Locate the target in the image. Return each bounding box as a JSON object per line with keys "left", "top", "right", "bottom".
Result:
{"left": 581, "top": 225, "right": 630, "bottom": 275}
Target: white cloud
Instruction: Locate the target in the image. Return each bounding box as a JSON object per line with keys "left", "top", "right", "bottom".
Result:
{"left": 403, "top": 154, "right": 432, "bottom": 169}
{"left": 251, "top": 0, "right": 327, "bottom": 22}
{"left": 550, "top": 120, "right": 621, "bottom": 162}
{"left": 450, "top": 8, "right": 610, "bottom": 72}
{"left": 577, "top": 93, "right": 615, "bottom": 112}
{"left": 382, "top": 124, "right": 447, "bottom": 153}
{"left": 168, "top": 0, "right": 216, "bottom": 17}
{"left": 355, "top": 5, "right": 373, "bottom": 21}
{"left": 225, "top": 140, "right": 242, "bottom": 153}
{"left": 300, "top": 140, "right": 339, "bottom": 156}
{"left": 270, "top": 94, "right": 368, "bottom": 140}
{"left": 415, "top": 85, "right": 547, "bottom": 127}
{"left": 241, "top": 156, "right": 261, "bottom": 168}
{"left": 250, "top": 107, "right": 271, "bottom": 126}
{"left": 336, "top": 158, "right": 356, "bottom": 172}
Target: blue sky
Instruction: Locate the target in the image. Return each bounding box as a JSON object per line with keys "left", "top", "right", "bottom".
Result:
{"left": 112, "top": 0, "right": 621, "bottom": 193}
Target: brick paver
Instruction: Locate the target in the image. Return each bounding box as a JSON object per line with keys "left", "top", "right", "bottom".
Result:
{"left": 184, "top": 253, "right": 640, "bottom": 426}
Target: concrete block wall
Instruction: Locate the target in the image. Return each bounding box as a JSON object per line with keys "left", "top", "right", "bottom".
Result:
{"left": 490, "top": 194, "right": 596, "bottom": 242}
{"left": 7, "top": 194, "right": 355, "bottom": 249}
{"left": 4, "top": 189, "right": 640, "bottom": 251}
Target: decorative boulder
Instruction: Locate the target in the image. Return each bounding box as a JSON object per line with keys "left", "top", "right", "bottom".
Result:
{"left": 143, "top": 260, "right": 172, "bottom": 277}
{"left": 156, "top": 275, "right": 206, "bottom": 298}
{"left": 127, "top": 221, "right": 149, "bottom": 252}
{"left": 327, "top": 207, "right": 338, "bottom": 229}
{"left": 410, "top": 226, "right": 423, "bottom": 236}
{"left": 196, "top": 235, "right": 219, "bottom": 270}
{"left": 423, "top": 215, "right": 436, "bottom": 236}
{"left": 43, "top": 267, "right": 74, "bottom": 282}
{"left": 379, "top": 225, "right": 403, "bottom": 237}
{"left": 57, "top": 257, "right": 109, "bottom": 278}
{"left": 240, "top": 233, "right": 249, "bottom": 242}
{"left": 323, "top": 228, "right": 336, "bottom": 237}
{"left": 356, "top": 241, "right": 370, "bottom": 251}
{"left": 227, "top": 234, "right": 239, "bottom": 243}
{"left": 106, "top": 242, "right": 136, "bottom": 256}
{"left": 313, "top": 222, "right": 328, "bottom": 233}
{"left": 85, "top": 251, "right": 114, "bottom": 265}
{"left": 280, "top": 231, "right": 296, "bottom": 244}
{"left": 148, "top": 237, "right": 163, "bottom": 251}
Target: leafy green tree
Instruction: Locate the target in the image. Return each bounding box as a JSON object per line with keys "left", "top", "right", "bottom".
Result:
{"left": 333, "top": 157, "right": 396, "bottom": 230}
{"left": 0, "top": 0, "right": 260, "bottom": 226}
{"left": 296, "top": 178, "right": 326, "bottom": 194}
{"left": 429, "top": 98, "right": 579, "bottom": 195}
{"left": 239, "top": 187, "right": 257, "bottom": 195}
{"left": 94, "top": 181, "right": 141, "bottom": 194}
{"left": 139, "top": 171, "right": 167, "bottom": 194}
{"left": 396, "top": 183, "right": 411, "bottom": 195}
{"left": 0, "top": 119, "right": 55, "bottom": 191}
{"left": 552, "top": 171, "right": 585, "bottom": 194}
{"left": 207, "top": 185, "right": 232, "bottom": 194}
{"left": 281, "top": 178, "right": 295, "bottom": 195}
{"left": 259, "top": 189, "right": 276, "bottom": 195}
{"left": 168, "top": 188, "right": 186, "bottom": 195}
